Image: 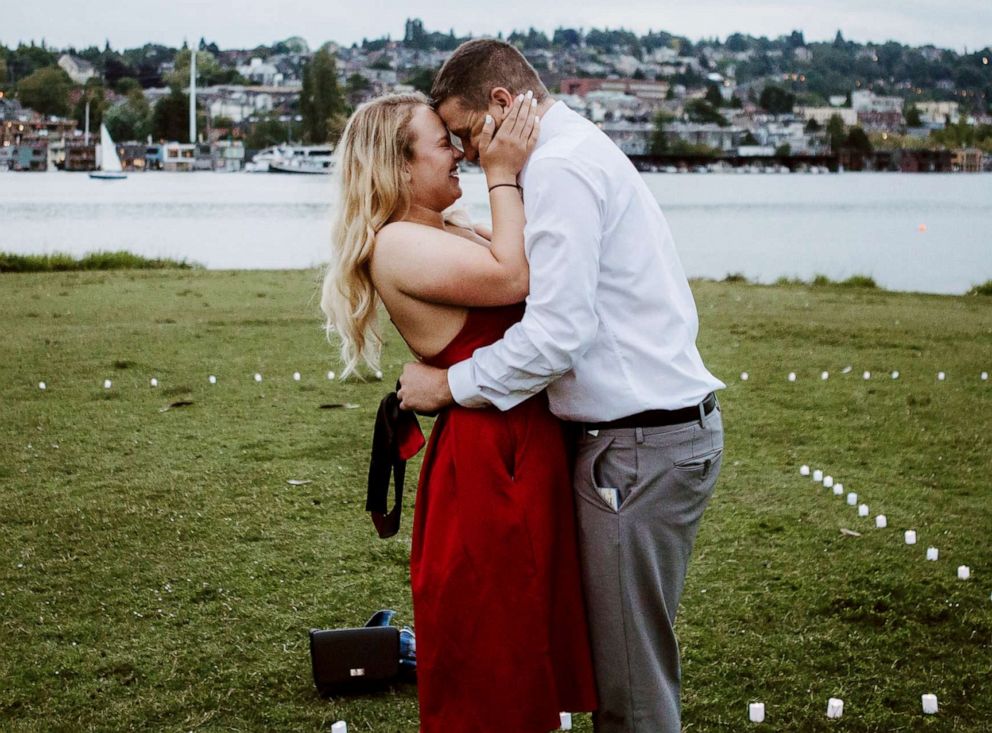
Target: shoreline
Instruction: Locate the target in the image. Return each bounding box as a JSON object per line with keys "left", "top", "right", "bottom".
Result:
{"left": 4, "top": 256, "right": 990, "bottom": 298}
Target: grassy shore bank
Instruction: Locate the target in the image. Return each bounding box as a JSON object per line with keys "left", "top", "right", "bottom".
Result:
{"left": 0, "top": 251, "right": 201, "bottom": 273}
{"left": 1, "top": 269, "right": 990, "bottom": 731}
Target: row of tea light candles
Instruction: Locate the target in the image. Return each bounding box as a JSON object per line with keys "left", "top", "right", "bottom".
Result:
{"left": 35, "top": 370, "right": 388, "bottom": 391}
{"left": 745, "top": 462, "right": 985, "bottom": 722}
{"left": 748, "top": 694, "right": 940, "bottom": 722}
{"left": 740, "top": 370, "right": 988, "bottom": 382}
{"left": 32, "top": 367, "right": 992, "bottom": 391}
{"left": 799, "top": 464, "right": 973, "bottom": 580}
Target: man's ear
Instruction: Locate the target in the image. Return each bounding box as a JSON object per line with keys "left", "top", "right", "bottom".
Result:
{"left": 488, "top": 87, "right": 515, "bottom": 124}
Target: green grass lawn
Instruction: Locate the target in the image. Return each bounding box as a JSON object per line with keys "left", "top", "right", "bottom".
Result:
{"left": 1, "top": 269, "right": 990, "bottom": 732}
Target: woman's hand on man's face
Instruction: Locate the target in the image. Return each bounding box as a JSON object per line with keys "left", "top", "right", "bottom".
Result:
{"left": 477, "top": 91, "right": 540, "bottom": 183}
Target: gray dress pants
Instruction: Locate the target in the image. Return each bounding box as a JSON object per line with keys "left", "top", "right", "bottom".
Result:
{"left": 573, "top": 402, "right": 723, "bottom": 733}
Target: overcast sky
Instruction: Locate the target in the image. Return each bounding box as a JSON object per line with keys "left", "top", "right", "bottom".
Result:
{"left": 4, "top": 0, "right": 991, "bottom": 54}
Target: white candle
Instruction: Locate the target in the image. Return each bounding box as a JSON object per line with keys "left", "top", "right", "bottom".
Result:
{"left": 331, "top": 722, "right": 347, "bottom": 733}
{"left": 103, "top": 379, "right": 112, "bottom": 389}
{"left": 958, "top": 565, "right": 970, "bottom": 580}
{"left": 833, "top": 485, "right": 844, "bottom": 496}
{"left": 749, "top": 702, "right": 765, "bottom": 723}
{"left": 559, "top": 712, "right": 573, "bottom": 730}
{"left": 982, "top": 371, "right": 989, "bottom": 381}
{"left": 209, "top": 375, "right": 217, "bottom": 384}
{"left": 826, "top": 698, "right": 844, "bottom": 718}
{"left": 254, "top": 373, "right": 262, "bottom": 382}
{"left": 813, "top": 469, "right": 823, "bottom": 482}
{"left": 740, "top": 371, "right": 749, "bottom": 381}
{"left": 891, "top": 370, "right": 900, "bottom": 379}
{"left": 293, "top": 371, "right": 301, "bottom": 381}
{"left": 788, "top": 372, "right": 796, "bottom": 382}
{"left": 821, "top": 371, "right": 829, "bottom": 380}
{"left": 375, "top": 370, "right": 384, "bottom": 380}
{"left": 937, "top": 371, "right": 946, "bottom": 381}
{"left": 875, "top": 515, "right": 887, "bottom": 528}
{"left": 921, "top": 694, "right": 938, "bottom": 715}
{"left": 847, "top": 492, "right": 858, "bottom": 506}
{"left": 823, "top": 475, "right": 834, "bottom": 488}
{"left": 800, "top": 465, "right": 810, "bottom": 476}
{"left": 905, "top": 530, "right": 917, "bottom": 545}
{"left": 863, "top": 371, "right": 871, "bottom": 380}
{"left": 38, "top": 382, "right": 46, "bottom": 390}
{"left": 858, "top": 504, "right": 869, "bottom": 517}
{"left": 926, "top": 547, "right": 938, "bottom": 561}
{"left": 150, "top": 377, "right": 158, "bottom": 387}
{"left": 326, "top": 370, "right": 336, "bottom": 380}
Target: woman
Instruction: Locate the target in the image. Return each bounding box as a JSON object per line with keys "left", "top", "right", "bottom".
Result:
{"left": 320, "top": 91, "right": 597, "bottom": 731}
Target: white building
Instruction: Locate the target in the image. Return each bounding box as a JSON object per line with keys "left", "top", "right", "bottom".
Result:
{"left": 796, "top": 106, "right": 858, "bottom": 127}
{"left": 851, "top": 90, "right": 903, "bottom": 113}
{"left": 600, "top": 120, "right": 654, "bottom": 155}
{"left": 609, "top": 54, "right": 642, "bottom": 77}
{"left": 648, "top": 47, "right": 679, "bottom": 64}
{"left": 664, "top": 122, "right": 742, "bottom": 152}
{"left": 199, "top": 86, "right": 274, "bottom": 123}
{"left": 914, "top": 101, "right": 960, "bottom": 125}
{"left": 759, "top": 121, "right": 815, "bottom": 153}
{"left": 58, "top": 54, "right": 96, "bottom": 85}
{"left": 236, "top": 58, "right": 283, "bottom": 86}
{"left": 583, "top": 91, "right": 646, "bottom": 122}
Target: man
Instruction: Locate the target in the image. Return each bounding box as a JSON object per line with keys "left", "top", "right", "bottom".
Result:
{"left": 399, "top": 39, "right": 725, "bottom": 733}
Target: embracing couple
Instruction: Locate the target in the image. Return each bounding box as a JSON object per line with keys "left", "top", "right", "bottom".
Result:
{"left": 321, "top": 39, "right": 725, "bottom": 733}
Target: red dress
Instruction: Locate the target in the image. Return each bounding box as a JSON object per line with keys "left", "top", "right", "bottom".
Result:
{"left": 411, "top": 304, "right": 598, "bottom": 732}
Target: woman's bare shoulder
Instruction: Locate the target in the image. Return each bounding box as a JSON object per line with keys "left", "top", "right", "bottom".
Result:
{"left": 376, "top": 220, "right": 484, "bottom": 251}
{"left": 376, "top": 220, "right": 424, "bottom": 244}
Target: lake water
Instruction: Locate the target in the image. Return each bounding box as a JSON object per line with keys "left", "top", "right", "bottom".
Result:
{"left": 1, "top": 170, "right": 990, "bottom": 294}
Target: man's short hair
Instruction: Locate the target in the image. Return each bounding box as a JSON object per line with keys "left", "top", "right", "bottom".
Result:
{"left": 431, "top": 39, "right": 548, "bottom": 111}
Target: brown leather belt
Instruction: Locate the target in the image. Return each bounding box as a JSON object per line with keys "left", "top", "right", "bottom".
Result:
{"left": 583, "top": 393, "right": 717, "bottom": 431}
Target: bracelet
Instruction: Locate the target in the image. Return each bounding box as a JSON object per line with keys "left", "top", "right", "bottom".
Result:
{"left": 488, "top": 183, "right": 522, "bottom": 193}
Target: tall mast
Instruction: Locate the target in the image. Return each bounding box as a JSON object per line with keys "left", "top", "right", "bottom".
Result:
{"left": 189, "top": 50, "right": 197, "bottom": 143}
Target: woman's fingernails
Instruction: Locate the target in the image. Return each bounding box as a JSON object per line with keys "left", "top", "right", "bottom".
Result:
{"left": 485, "top": 114, "right": 493, "bottom": 124}
{"left": 526, "top": 90, "right": 533, "bottom": 99}
{"left": 516, "top": 94, "right": 524, "bottom": 102}
{"left": 531, "top": 98, "right": 538, "bottom": 107}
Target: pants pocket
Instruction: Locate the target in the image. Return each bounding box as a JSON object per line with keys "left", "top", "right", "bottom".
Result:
{"left": 588, "top": 436, "right": 642, "bottom": 512}
{"left": 575, "top": 436, "right": 625, "bottom": 513}
{"left": 673, "top": 447, "right": 724, "bottom": 481}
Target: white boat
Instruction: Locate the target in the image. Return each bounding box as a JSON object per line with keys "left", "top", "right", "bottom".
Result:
{"left": 248, "top": 145, "right": 334, "bottom": 174}
{"left": 89, "top": 124, "right": 127, "bottom": 180}
{"left": 244, "top": 145, "right": 291, "bottom": 172}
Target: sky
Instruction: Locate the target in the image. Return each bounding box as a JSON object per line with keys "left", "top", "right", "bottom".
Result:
{"left": 3, "top": 0, "right": 991, "bottom": 54}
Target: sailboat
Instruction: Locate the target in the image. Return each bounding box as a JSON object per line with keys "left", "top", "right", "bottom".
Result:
{"left": 89, "top": 124, "right": 127, "bottom": 180}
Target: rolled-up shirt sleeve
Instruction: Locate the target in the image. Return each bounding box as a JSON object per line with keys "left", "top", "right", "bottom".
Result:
{"left": 448, "top": 157, "right": 604, "bottom": 411}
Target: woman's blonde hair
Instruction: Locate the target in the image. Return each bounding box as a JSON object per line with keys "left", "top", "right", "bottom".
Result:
{"left": 320, "top": 92, "right": 428, "bottom": 378}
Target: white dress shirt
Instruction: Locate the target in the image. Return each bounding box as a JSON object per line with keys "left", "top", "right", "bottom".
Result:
{"left": 447, "top": 101, "right": 725, "bottom": 422}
